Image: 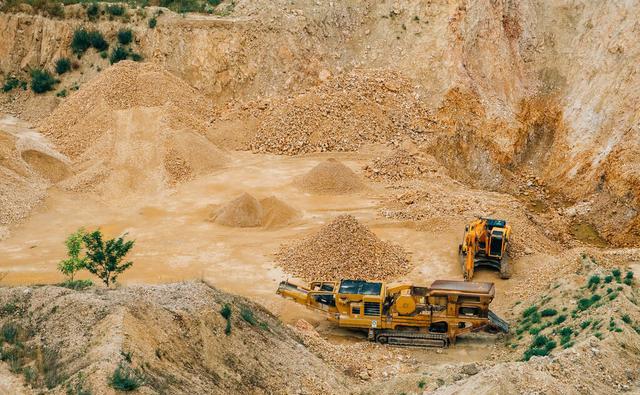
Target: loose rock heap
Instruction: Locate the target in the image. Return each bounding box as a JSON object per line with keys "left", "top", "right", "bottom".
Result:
{"left": 296, "top": 158, "right": 365, "bottom": 194}
{"left": 276, "top": 214, "right": 411, "bottom": 281}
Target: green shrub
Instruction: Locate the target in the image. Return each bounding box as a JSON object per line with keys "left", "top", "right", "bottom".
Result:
{"left": 624, "top": 278, "right": 633, "bottom": 286}
{"left": 55, "top": 58, "right": 71, "bottom": 75}
{"left": 148, "top": 16, "right": 157, "bottom": 28}
{"left": 609, "top": 292, "right": 618, "bottom": 301}
{"left": 240, "top": 307, "right": 256, "bottom": 325}
{"left": 588, "top": 275, "right": 601, "bottom": 289}
{"left": 553, "top": 315, "right": 567, "bottom": 325}
{"left": 30, "top": 68, "right": 56, "bottom": 93}
{"left": 545, "top": 340, "right": 557, "bottom": 351}
{"left": 418, "top": 379, "right": 426, "bottom": 389}
{"left": 626, "top": 271, "right": 634, "bottom": 280}
{"left": 117, "top": 28, "right": 133, "bottom": 45}
{"left": 562, "top": 341, "right": 574, "bottom": 349}
{"left": 88, "top": 30, "right": 108, "bottom": 51}
{"left": 109, "top": 363, "right": 143, "bottom": 391}
{"left": 107, "top": 4, "right": 125, "bottom": 16}
{"left": 540, "top": 308, "right": 557, "bottom": 317}
{"left": 86, "top": 2, "right": 99, "bottom": 19}
{"left": 1, "top": 322, "right": 19, "bottom": 343}
{"left": 530, "top": 311, "right": 541, "bottom": 324}
{"left": 220, "top": 304, "right": 231, "bottom": 319}
{"left": 71, "top": 28, "right": 91, "bottom": 55}
{"left": 532, "top": 335, "right": 549, "bottom": 348}
{"left": 604, "top": 275, "right": 613, "bottom": 283}
{"left": 2, "top": 76, "right": 22, "bottom": 92}
{"left": 606, "top": 287, "right": 613, "bottom": 294}
{"left": 224, "top": 320, "right": 231, "bottom": 335}
{"left": 56, "top": 89, "right": 67, "bottom": 98}
{"left": 109, "top": 46, "right": 129, "bottom": 64}
{"left": 580, "top": 320, "right": 592, "bottom": 330}
{"left": 528, "top": 326, "right": 541, "bottom": 335}
{"left": 130, "top": 52, "right": 143, "bottom": 62}
{"left": 622, "top": 314, "right": 631, "bottom": 324}
{"left": 594, "top": 332, "right": 603, "bottom": 339}
{"left": 100, "top": 50, "right": 108, "bottom": 59}
{"left": 612, "top": 268, "right": 621, "bottom": 279}
{"left": 522, "top": 305, "right": 537, "bottom": 318}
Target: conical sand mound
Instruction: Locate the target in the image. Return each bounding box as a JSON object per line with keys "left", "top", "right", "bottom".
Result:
{"left": 276, "top": 215, "right": 411, "bottom": 281}
{"left": 297, "top": 158, "right": 365, "bottom": 194}
{"left": 260, "top": 196, "right": 301, "bottom": 229}
{"left": 213, "top": 193, "right": 264, "bottom": 227}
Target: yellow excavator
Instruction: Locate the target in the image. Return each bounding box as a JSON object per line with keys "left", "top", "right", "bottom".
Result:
{"left": 459, "top": 217, "right": 512, "bottom": 281}
{"left": 277, "top": 278, "right": 509, "bottom": 347}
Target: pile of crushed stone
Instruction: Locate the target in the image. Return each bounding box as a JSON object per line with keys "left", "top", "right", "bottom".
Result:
{"left": 363, "top": 146, "right": 441, "bottom": 182}
{"left": 40, "top": 61, "right": 214, "bottom": 159}
{"left": 296, "top": 158, "right": 365, "bottom": 194}
{"left": 211, "top": 193, "right": 301, "bottom": 228}
{"left": 276, "top": 214, "right": 411, "bottom": 281}
{"left": 247, "top": 70, "right": 433, "bottom": 155}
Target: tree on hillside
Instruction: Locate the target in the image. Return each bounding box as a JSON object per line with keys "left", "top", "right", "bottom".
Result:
{"left": 82, "top": 230, "right": 135, "bottom": 287}
{"left": 58, "top": 228, "right": 88, "bottom": 281}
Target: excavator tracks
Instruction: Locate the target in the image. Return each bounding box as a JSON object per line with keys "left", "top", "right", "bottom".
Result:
{"left": 375, "top": 330, "right": 449, "bottom": 348}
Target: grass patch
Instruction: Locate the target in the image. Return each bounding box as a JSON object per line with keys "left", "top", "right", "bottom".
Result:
{"left": 109, "top": 363, "right": 143, "bottom": 391}
{"left": 553, "top": 315, "right": 567, "bottom": 325}
{"left": 540, "top": 308, "right": 557, "bottom": 317}
{"left": 522, "top": 305, "right": 537, "bottom": 318}
{"left": 59, "top": 279, "right": 93, "bottom": 290}
{"left": 240, "top": 307, "right": 257, "bottom": 325}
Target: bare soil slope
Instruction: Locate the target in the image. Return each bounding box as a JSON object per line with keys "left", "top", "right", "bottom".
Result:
{"left": 0, "top": 282, "right": 349, "bottom": 394}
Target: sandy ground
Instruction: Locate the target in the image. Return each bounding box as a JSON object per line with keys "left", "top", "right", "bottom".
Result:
{"left": 0, "top": 123, "right": 515, "bottom": 364}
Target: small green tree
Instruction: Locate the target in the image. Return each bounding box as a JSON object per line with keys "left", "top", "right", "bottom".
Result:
{"left": 58, "top": 228, "right": 87, "bottom": 281}
{"left": 82, "top": 230, "right": 135, "bottom": 287}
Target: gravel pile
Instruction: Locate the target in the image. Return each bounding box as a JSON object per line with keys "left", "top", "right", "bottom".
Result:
{"left": 276, "top": 214, "right": 411, "bottom": 281}
{"left": 363, "top": 147, "right": 440, "bottom": 182}
{"left": 296, "top": 158, "right": 365, "bottom": 194}
{"left": 248, "top": 70, "right": 433, "bottom": 155}
{"left": 40, "top": 61, "right": 214, "bottom": 159}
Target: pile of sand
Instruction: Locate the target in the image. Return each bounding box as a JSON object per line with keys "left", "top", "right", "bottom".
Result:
{"left": 247, "top": 70, "right": 433, "bottom": 155}
{"left": 260, "top": 196, "right": 302, "bottom": 228}
{"left": 296, "top": 158, "right": 365, "bottom": 194}
{"left": 40, "top": 61, "right": 214, "bottom": 159}
{"left": 211, "top": 193, "right": 301, "bottom": 228}
{"left": 0, "top": 123, "right": 70, "bottom": 238}
{"left": 276, "top": 214, "right": 411, "bottom": 281}
{"left": 56, "top": 107, "right": 227, "bottom": 196}
{"left": 212, "top": 193, "right": 264, "bottom": 227}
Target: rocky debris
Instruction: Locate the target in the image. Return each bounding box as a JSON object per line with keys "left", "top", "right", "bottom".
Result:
{"left": 364, "top": 145, "right": 441, "bottom": 182}
{"left": 296, "top": 158, "right": 365, "bottom": 194}
{"left": 276, "top": 214, "right": 411, "bottom": 281}
{"left": 247, "top": 70, "right": 434, "bottom": 155}
{"left": 292, "top": 319, "right": 415, "bottom": 382}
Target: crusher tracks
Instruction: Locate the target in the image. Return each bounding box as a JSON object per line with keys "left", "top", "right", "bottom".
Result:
{"left": 375, "top": 330, "right": 449, "bottom": 348}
